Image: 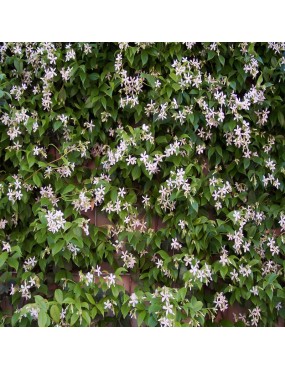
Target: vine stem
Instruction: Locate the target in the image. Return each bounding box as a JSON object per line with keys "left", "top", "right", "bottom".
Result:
{"left": 24, "top": 148, "right": 75, "bottom": 182}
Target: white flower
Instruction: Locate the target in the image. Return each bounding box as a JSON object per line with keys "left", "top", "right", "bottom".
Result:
{"left": 178, "top": 220, "right": 187, "bottom": 229}
{"left": 161, "top": 290, "right": 172, "bottom": 302}
{"left": 60, "top": 308, "right": 67, "bottom": 320}
{"left": 214, "top": 292, "right": 228, "bottom": 312}
{"left": 215, "top": 201, "right": 222, "bottom": 210}
{"left": 250, "top": 286, "right": 259, "bottom": 296}
{"left": 239, "top": 264, "right": 252, "bottom": 277}
{"left": 248, "top": 306, "right": 261, "bottom": 326}
{"left": 10, "top": 284, "right": 16, "bottom": 295}
{"left": 60, "top": 67, "right": 72, "bottom": 82}
{"left": 267, "top": 237, "right": 279, "bottom": 256}
{"left": 81, "top": 220, "right": 89, "bottom": 236}
{"left": 104, "top": 300, "right": 113, "bottom": 310}
{"left": 142, "top": 195, "right": 150, "bottom": 207}
{"left": 27, "top": 274, "right": 35, "bottom": 285}
{"left": 33, "top": 146, "right": 40, "bottom": 155}
{"left": 158, "top": 317, "right": 172, "bottom": 327}
{"left": 233, "top": 210, "right": 241, "bottom": 222}
{"left": 140, "top": 151, "right": 149, "bottom": 163}
{"left": 142, "top": 123, "right": 149, "bottom": 132}
{"left": 279, "top": 214, "right": 285, "bottom": 231}
{"left": 83, "top": 120, "right": 95, "bottom": 132}
{"left": 29, "top": 307, "right": 40, "bottom": 320}
{"left": 162, "top": 302, "right": 174, "bottom": 315}
{"left": 129, "top": 293, "right": 138, "bottom": 307}
{"left": 171, "top": 238, "right": 182, "bottom": 250}
{"left": 85, "top": 272, "right": 94, "bottom": 286}
{"left": 126, "top": 155, "right": 137, "bottom": 165}
{"left": 219, "top": 252, "right": 229, "bottom": 267}
{"left": 155, "top": 259, "right": 163, "bottom": 268}
{"left": 14, "top": 179, "right": 22, "bottom": 189}
{"left": 45, "top": 209, "right": 66, "bottom": 233}
{"left": 118, "top": 187, "right": 126, "bottom": 197}
{"left": 274, "top": 179, "right": 280, "bottom": 189}
{"left": 0, "top": 219, "right": 8, "bottom": 229}
{"left": 104, "top": 273, "right": 116, "bottom": 288}
{"left": 196, "top": 144, "right": 205, "bottom": 154}
{"left": 209, "top": 177, "right": 217, "bottom": 186}
{"left": 67, "top": 243, "right": 80, "bottom": 257}
{"left": 94, "top": 265, "right": 102, "bottom": 277}
{"left": 155, "top": 80, "right": 161, "bottom": 88}
{"left": 72, "top": 191, "right": 91, "bottom": 212}
{"left": 23, "top": 256, "right": 37, "bottom": 272}
{"left": 2, "top": 241, "right": 11, "bottom": 253}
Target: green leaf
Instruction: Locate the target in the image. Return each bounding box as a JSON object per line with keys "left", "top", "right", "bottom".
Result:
{"left": 208, "top": 51, "right": 215, "bottom": 60}
{"left": 132, "top": 166, "right": 141, "bottom": 180}
{"left": 53, "top": 121, "right": 62, "bottom": 131}
{"left": 229, "top": 81, "right": 236, "bottom": 90}
{"left": 157, "top": 250, "right": 170, "bottom": 261}
{"left": 179, "top": 287, "right": 187, "bottom": 301}
{"left": 265, "top": 287, "right": 273, "bottom": 300}
{"left": 219, "top": 55, "right": 225, "bottom": 66}
{"left": 256, "top": 73, "right": 263, "bottom": 87}
{"left": 172, "top": 83, "right": 181, "bottom": 91}
{"left": 125, "top": 47, "right": 136, "bottom": 65}
{"left": 61, "top": 184, "right": 75, "bottom": 195}
{"left": 121, "top": 303, "right": 130, "bottom": 319}
{"left": 89, "top": 73, "right": 99, "bottom": 81}
{"left": 0, "top": 252, "right": 8, "bottom": 268}
{"left": 63, "top": 297, "right": 75, "bottom": 304}
{"left": 85, "top": 293, "right": 95, "bottom": 305}
{"left": 208, "top": 147, "right": 215, "bottom": 159}
{"left": 101, "top": 97, "right": 107, "bottom": 110}
{"left": 278, "top": 111, "right": 285, "bottom": 127}
{"left": 267, "top": 273, "right": 278, "bottom": 284}
{"left": 96, "top": 303, "right": 105, "bottom": 316}
{"left": 54, "top": 289, "right": 63, "bottom": 304}
{"left": 58, "top": 87, "right": 67, "bottom": 103}
{"left": 190, "top": 299, "right": 203, "bottom": 312}
{"left": 14, "top": 59, "right": 23, "bottom": 74}
{"left": 33, "top": 173, "right": 42, "bottom": 188}
{"left": 141, "top": 51, "right": 148, "bottom": 66}
{"left": 111, "top": 285, "right": 120, "bottom": 298}
{"left": 52, "top": 239, "right": 65, "bottom": 256}
{"left": 91, "top": 306, "right": 98, "bottom": 319}
{"left": 190, "top": 200, "right": 199, "bottom": 213}
{"left": 70, "top": 313, "right": 78, "bottom": 326}
{"left": 38, "top": 310, "right": 48, "bottom": 327}
{"left": 115, "top": 267, "right": 127, "bottom": 276}
{"left": 216, "top": 146, "right": 223, "bottom": 157}
{"left": 110, "top": 188, "right": 118, "bottom": 203}
{"left": 156, "top": 136, "right": 168, "bottom": 144}
{"left": 137, "top": 311, "right": 146, "bottom": 327}
{"left": 141, "top": 73, "right": 156, "bottom": 89}
{"left": 220, "top": 266, "right": 228, "bottom": 279}
{"left": 82, "top": 310, "right": 91, "bottom": 326}
{"left": 35, "top": 295, "right": 48, "bottom": 311}
{"left": 50, "top": 305, "right": 60, "bottom": 323}
{"left": 169, "top": 72, "right": 179, "bottom": 82}
{"left": 7, "top": 257, "right": 19, "bottom": 271}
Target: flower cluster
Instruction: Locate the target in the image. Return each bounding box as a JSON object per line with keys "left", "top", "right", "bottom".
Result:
{"left": 45, "top": 209, "right": 66, "bottom": 233}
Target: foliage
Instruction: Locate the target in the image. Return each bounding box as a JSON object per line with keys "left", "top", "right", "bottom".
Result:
{"left": 0, "top": 42, "right": 285, "bottom": 326}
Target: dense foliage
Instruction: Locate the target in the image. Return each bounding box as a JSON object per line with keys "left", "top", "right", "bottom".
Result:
{"left": 0, "top": 42, "right": 285, "bottom": 327}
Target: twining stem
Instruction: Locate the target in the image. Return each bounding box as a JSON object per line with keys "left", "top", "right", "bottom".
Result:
{"left": 24, "top": 147, "right": 75, "bottom": 182}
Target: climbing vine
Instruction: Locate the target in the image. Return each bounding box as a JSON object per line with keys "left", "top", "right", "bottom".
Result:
{"left": 0, "top": 42, "right": 285, "bottom": 326}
